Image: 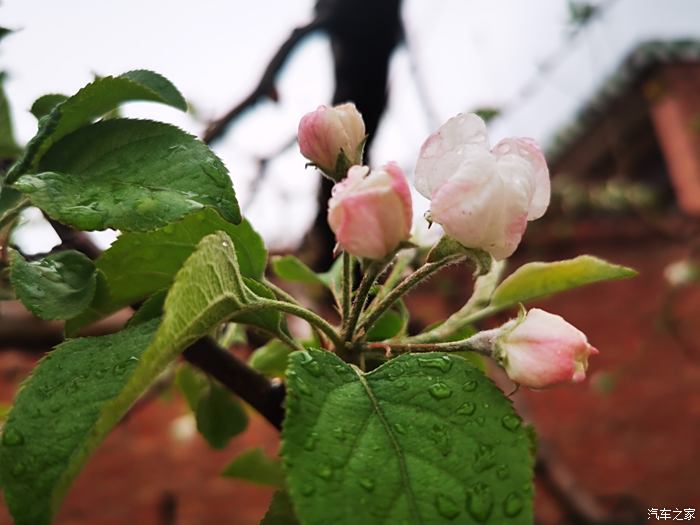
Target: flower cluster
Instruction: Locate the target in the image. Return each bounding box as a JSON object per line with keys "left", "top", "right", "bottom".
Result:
{"left": 298, "top": 103, "right": 598, "bottom": 388}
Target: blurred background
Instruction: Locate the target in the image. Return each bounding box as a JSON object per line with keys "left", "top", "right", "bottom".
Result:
{"left": 1, "top": 0, "right": 700, "bottom": 523}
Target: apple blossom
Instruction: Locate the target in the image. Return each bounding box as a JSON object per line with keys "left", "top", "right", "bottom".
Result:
{"left": 491, "top": 308, "right": 598, "bottom": 389}
{"left": 298, "top": 103, "right": 366, "bottom": 180}
{"left": 414, "top": 113, "right": 551, "bottom": 260}
{"left": 328, "top": 163, "right": 412, "bottom": 259}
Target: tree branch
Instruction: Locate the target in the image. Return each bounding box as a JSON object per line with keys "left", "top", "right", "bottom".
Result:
{"left": 183, "top": 338, "right": 285, "bottom": 430}
{"left": 202, "top": 20, "right": 324, "bottom": 145}
{"left": 35, "top": 223, "right": 288, "bottom": 431}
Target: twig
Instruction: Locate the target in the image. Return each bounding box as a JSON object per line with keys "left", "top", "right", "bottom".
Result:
{"left": 47, "top": 216, "right": 103, "bottom": 260}
{"left": 183, "top": 338, "right": 285, "bottom": 430}
{"left": 243, "top": 136, "right": 298, "bottom": 212}
{"left": 202, "top": 20, "right": 324, "bottom": 145}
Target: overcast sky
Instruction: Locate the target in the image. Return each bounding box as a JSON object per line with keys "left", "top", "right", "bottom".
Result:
{"left": 1, "top": 0, "right": 576, "bottom": 253}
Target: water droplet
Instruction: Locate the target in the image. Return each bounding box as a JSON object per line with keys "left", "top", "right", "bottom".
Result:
{"left": 304, "top": 432, "right": 318, "bottom": 451}
{"left": 387, "top": 363, "right": 405, "bottom": 379}
{"left": 428, "top": 382, "right": 452, "bottom": 400}
{"left": 466, "top": 482, "right": 494, "bottom": 522}
{"left": 503, "top": 492, "right": 524, "bottom": 517}
{"left": 359, "top": 477, "right": 375, "bottom": 492}
{"left": 316, "top": 464, "right": 333, "bottom": 480}
{"left": 303, "top": 360, "right": 322, "bottom": 377}
{"left": 429, "top": 424, "right": 452, "bottom": 456}
{"left": 463, "top": 380, "right": 477, "bottom": 392}
{"left": 332, "top": 427, "right": 346, "bottom": 441}
{"left": 456, "top": 402, "right": 476, "bottom": 416}
{"left": 496, "top": 465, "right": 510, "bottom": 480}
{"left": 482, "top": 403, "right": 489, "bottom": 409}
{"left": 2, "top": 428, "right": 24, "bottom": 447}
{"left": 395, "top": 379, "right": 407, "bottom": 389}
{"left": 474, "top": 443, "right": 496, "bottom": 473}
{"left": 11, "top": 462, "right": 26, "bottom": 476}
{"left": 475, "top": 416, "right": 485, "bottom": 426}
{"left": 295, "top": 378, "right": 312, "bottom": 396}
{"left": 418, "top": 355, "right": 453, "bottom": 373}
{"left": 301, "top": 484, "right": 315, "bottom": 496}
{"left": 394, "top": 423, "right": 407, "bottom": 435}
{"left": 501, "top": 414, "right": 522, "bottom": 432}
{"left": 435, "top": 493, "right": 461, "bottom": 520}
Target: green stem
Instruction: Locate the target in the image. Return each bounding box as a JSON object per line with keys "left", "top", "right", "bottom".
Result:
{"left": 265, "top": 280, "right": 300, "bottom": 306}
{"left": 342, "top": 260, "right": 385, "bottom": 343}
{"left": 358, "top": 254, "right": 465, "bottom": 338}
{"left": 404, "top": 305, "right": 502, "bottom": 344}
{"left": 341, "top": 252, "right": 353, "bottom": 332}
{"left": 0, "top": 196, "right": 30, "bottom": 231}
{"left": 265, "top": 278, "right": 324, "bottom": 347}
{"left": 277, "top": 330, "right": 306, "bottom": 353}
{"left": 257, "top": 298, "right": 343, "bottom": 351}
{"left": 366, "top": 251, "right": 411, "bottom": 310}
{"left": 363, "top": 332, "right": 494, "bottom": 356}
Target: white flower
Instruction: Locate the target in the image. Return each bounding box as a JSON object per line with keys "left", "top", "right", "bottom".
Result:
{"left": 415, "top": 113, "right": 550, "bottom": 260}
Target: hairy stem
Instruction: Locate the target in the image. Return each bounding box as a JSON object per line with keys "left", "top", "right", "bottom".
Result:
{"left": 341, "top": 252, "right": 353, "bottom": 331}
{"left": 258, "top": 298, "right": 342, "bottom": 351}
{"left": 342, "top": 259, "right": 386, "bottom": 344}
{"left": 358, "top": 254, "right": 465, "bottom": 338}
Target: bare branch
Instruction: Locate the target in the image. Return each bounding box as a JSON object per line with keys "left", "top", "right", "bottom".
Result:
{"left": 202, "top": 20, "right": 324, "bottom": 145}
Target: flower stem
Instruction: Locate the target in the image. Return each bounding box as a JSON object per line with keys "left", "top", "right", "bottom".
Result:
{"left": 404, "top": 305, "right": 502, "bottom": 344}
{"left": 358, "top": 254, "right": 465, "bottom": 338}
{"left": 342, "top": 259, "right": 387, "bottom": 343}
{"left": 341, "top": 252, "right": 353, "bottom": 331}
{"left": 364, "top": 331, "right": 494, "bottom": 356}
{"left": 257, "top": 298, "right": 343, "bottom": 351}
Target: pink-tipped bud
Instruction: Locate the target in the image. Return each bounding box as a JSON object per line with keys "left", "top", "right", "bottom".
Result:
{"left": 328, "top": 163, "right": 413, "bottom": 259}
{"left": 493, "top": 308, "right": 598, "bottom": 389}
{"left": 298, "top": 103, "right": 366, "bottom": 179}
{"left": 414, "top": 113, "right": 551, "bottom": 260}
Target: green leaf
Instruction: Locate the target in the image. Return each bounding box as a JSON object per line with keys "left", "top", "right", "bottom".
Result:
{"left": 30, "top": 94, "right": 68, "bottom": 120}
{"left": 14, "top": 118, "right": 240, "bottom": 231}
{"left": 0, "top": 319, "right": 160, "bottom": 525}
{"left": 249, "top": 340, "right": 293, "bottom": 378}
{"left": 427, "top": 235, "right": 492, "bottom": 275}
{"left": 1, "top": 232, "right": 266, "bottom": 524}
{"left": 195, "top": 381, "right": 248, "bottom": 449}
{"left": 222, "top": 447, "right": 285, "bottom": 487}
{"left": 282, "top": 350, "right": 534, "bottom": 525}
{"left": 175, "top": 364, "right": 248, "bottom": 448}
{"left": 237, "top": 278, "right": 282, "bottom": 334}
{"left": 365, "top": 304, "right": 407, "bottom": 342}
{"left": 67, "top": 209, "right": 264, "bottom": 333}
{"left": 174, "top": 364, "right": 208, "bottom": 412}
{"left": 490, "top": 255, "right": 637, "bottom": 309}
{"left": 272, "top": 255, "right": 326, "bottom": 286}
{"left": 0, "top": 186, "right": 26, "bottom": 229}
{"left": 6, "top": 70, "right": 187, "bottom": 181}
{"left": 125, "top": 289, "right": 168, "bottom": 328}
{"left": 10, "top": 250, "right": 96, "bottom": 320}
{"left": 261, "top": 491, "right": 301, "bottom": 525}
{"left": 0, "top": 72, "right": 21, "bottom": 158}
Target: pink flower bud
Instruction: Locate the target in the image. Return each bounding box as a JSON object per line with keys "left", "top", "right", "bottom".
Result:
{"left": 495, "top": 309, "right": 599, "bottom": 389}
{"left": 298, "top": 103, "right": 366, "bottom": 178}
{"left": 415, "top": 113, "right": 550, "bottom": 260}
{"left": 328, "top": 163, "right": 412, "bottom": 259}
